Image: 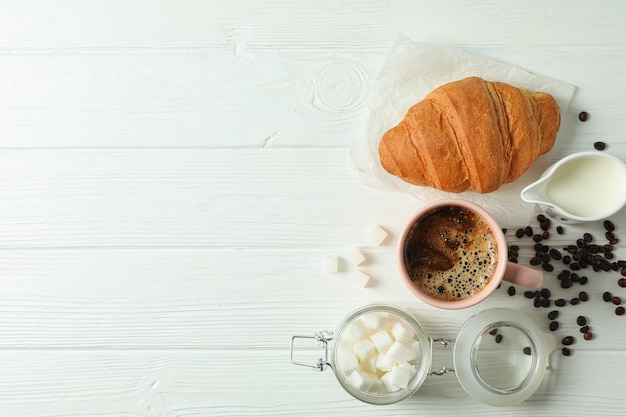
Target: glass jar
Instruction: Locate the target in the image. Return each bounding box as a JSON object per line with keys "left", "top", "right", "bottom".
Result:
{"left": 290, "top": 303, "right": 555, "bottom": 406}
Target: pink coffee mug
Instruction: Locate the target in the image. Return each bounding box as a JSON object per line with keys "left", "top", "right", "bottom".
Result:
{"left": 398, "top": 199, "right": 543, "bottom": 309}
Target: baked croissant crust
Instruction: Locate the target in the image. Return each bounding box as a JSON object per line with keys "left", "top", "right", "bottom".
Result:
{"left": 378, "top": 76, "right": 560, "bottom": 193}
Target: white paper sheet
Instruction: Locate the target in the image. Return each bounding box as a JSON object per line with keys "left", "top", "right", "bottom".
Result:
{"left": 351, "top": 35, "right": 577, "bottom": 226}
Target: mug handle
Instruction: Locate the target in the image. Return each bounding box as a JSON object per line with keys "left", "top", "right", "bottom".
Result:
{"left": 503, "top": 262, "right": 544, "bottom": 289}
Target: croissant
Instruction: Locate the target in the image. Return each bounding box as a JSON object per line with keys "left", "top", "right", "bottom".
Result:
{"left": 378, "top": 76, "right": 560, "bottom": 193}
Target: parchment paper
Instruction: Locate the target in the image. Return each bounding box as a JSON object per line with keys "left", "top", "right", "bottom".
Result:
{"left": 351, "top": 35, "right": 577, "bottom": 226}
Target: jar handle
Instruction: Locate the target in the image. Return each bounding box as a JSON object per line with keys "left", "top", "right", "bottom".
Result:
{"left": 290, "top": 331, "right": 334, "bottom": 371}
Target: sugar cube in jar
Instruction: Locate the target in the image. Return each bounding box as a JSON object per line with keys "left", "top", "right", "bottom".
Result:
{"left": 332, "top": 304, "right": 430, "bottom": 404}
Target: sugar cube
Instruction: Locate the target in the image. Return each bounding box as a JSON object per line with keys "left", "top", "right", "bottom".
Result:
{"left": 349, "top": 247, "right": 366, "bottom": 265}
{"left": 391, "top": 321, "right": 415, "bottom": 343}
{"left": 388, "top": 365, "right": 411, "bottom": 389}
{"left": 375, "top": 353, "right": 396, "bottom": 372}
{"left": 347, "top": 370, "right": 373, "bottom": 392}
{"left": 360, "top": 312, "right": 387, "bottom": 330}
{"left": 344, "top": 318, "right": 369, "bottom": 341}
{"left": 323, "top": 255, "right": 339, "bottom": 273}
{"left": 386, "top": 340, "right": 413, "bottom": 363}
{"left": 337, "top": 350, "right": 360, "bottom": 374}
{"left": 352, "top": 270, "right": 371, "bottom": 287}
{"left": 352, "top": 339, "right": 375, "bottom": 362}
{"left": 361, "top": 353, "right": 377, "bottom": 374}
{"left": 381, "top": 371, "right": 399, "bottom": 392}
{"left": 406, "top": 339, "right": 422, "bottom": 361}
{"left": 370, "top": 330, "right": 393, "bottom": 353}
{"left": 367, "top": 225, "right": 388, "bottom": 246}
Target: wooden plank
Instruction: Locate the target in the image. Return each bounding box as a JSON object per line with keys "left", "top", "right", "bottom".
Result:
{"left": 1, "top": 0, "right": 625, "bottom": 50}
{"left": 0, "top": 349, "right": 622, "bottom": 416}
{"left": 1, "top": 49, "right": 626, "bottom": 148}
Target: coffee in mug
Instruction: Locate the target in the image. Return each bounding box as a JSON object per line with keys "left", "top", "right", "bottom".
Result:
{"left": 398, "top": 199, "right": 543, "bottom": 309}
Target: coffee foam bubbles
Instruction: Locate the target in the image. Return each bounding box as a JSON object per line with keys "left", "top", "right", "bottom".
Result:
{"left": 403, "top": 206, "right": 498, "bottom": 301}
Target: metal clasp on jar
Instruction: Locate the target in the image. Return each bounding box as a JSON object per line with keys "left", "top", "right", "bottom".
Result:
{"left": 429, "top": 338, "right": 456, "bottom": 376}
{"left": 290, "top": 330, "right": 334, "bottom": 371}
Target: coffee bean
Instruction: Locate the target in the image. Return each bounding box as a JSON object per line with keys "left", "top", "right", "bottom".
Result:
{"left": 618, "top": 278, "right": 626, "bottom": 288}
{"left": 549, "top": 321, "right": 559, "bottom": 331}
{"left": 584, "top": 332, "right": 593, "bottom": 341}
{"left": 604, "top": 220, "right": 616, "bottom": 232}
{"left": 593, "top": 141, "right": 606, "bottom": 150}
{"left": 570, "top": 297, "right": 580, "bottom": 305}
{"left": 489, "top": 328, "right": 498, "bottom": 336}
{"left": 495, "top": 334, "right": 503, "bottom": 343}
{"left": 562, "top": 347, "right": 572, "bottom": 356}
{"left": 523, "top": 346, "right": 532, "bottom": 355}
{"left": 565, "top": 245, "right": 578, "bottom": 254}
{"left": 578, "top": 111, "right": 589, "bottom": 121}
{"left": 562, "top": 336, "right": 575, "bottom": 345}
{"left": 557, "top": 226, "right": 564, "bottom": 235}
{"left": 579, "top": 291, "right": 589, "bottom": 301}
{"left": 583, "top": 233, "right": 593, "bottom": 242}
{"left": 525, "top": 226, "right": 533, "bottom": 237}
{"left": 603, "top": 291, "right": 613, "bottom": 302}
{"left": 616, "top": 306, "right": 625, "bottom": 316}
{"left": 515, "top": 228, "right": 525, "bottom": 238}
{"left": 555, "top": 298, "right": 567, "bottom": 307}
{"left": 542, "top": 298, "right": 551, "bottom": 308}
{"left": 606, "top": 232, "right": 618, "bottom": 244}
{"left": 533, "top": 298, "right": 541, "bottom": 308}
{"left": 557, "top": 270, "right": 571, "bottom": 280}
{"left": 537, "top": 214, "right": 546, "bottom": 222}
{"left": 579, "top": 325, "right": 590, "bottom": 333}
{"left": 533, "top": 234, "right": 543, "bottom": 243}
{"left": 571, "top": 273, "right": 580, "bottom": 282}
{"left": 541, "top": 288, "right": 551, "bottom": 299}
{"left": 563, "top": 255, "right": 571, "bottom": 265}
{"left": 542, "top": 263, "right": 554, "bottom": 272}
{"left": 530, "top": 257, "right": 542, "bottom": 266}
{"left": 612, "top": 296, "right": 622, "bottom": 305}
{"left": 507, "top": 286, "right": 516, "bottom": 296}
{"left": 560, "top": 279, "right": 573, "bottom": 289}
{"left": 618, "top": 260, "right": 626, "bottom": 268}
{"left": 540, "top": 220, "right": 551, "bottom": 231}
{"left": 524, "top": 290, "right": 536, "bottom": 299}
{"left": 550, "top": 249, "right": 562, "bottom": 260}
{"left": 579, "top": 275, "right": 589, "bottom": 285}
{"left": 577, "top": 316, "right": 587, "bottom": 326}
{"left": 548, "top": 310, "right": 559, "bottom": 320}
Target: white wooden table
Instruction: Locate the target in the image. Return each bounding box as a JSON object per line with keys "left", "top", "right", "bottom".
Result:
{"left": 1, "top": 1, "right": 626, "bottom": 416}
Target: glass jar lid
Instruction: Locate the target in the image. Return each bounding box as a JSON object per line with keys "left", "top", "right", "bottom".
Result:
{"left": 453, "top": 308, "right": 556, "bottom": 406}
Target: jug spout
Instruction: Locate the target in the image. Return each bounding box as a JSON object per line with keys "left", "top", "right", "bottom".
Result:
{"left": 520, "top": 176, "right": 550, "bottom": 206}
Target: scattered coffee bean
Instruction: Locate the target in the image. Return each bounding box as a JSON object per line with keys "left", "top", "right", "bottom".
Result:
{"left": 548, "top": 310, "right": 559, "bottom": 320}
{"left": 541, "top": 288, "right": 551, "bottom": 299}
{"left": 579, "top": 275, "right": 589, "bottom": 285}
{"left": 524, "top": 290, "right": 535, "bottom": 299}
{"left": 603, "top": 291, "right": 613, "bottom": 302}
{"left": 555, "top": 298, "right": 567, "bottom": 307}
{"left": 515, "top": 228, "right": 525, "bottom": 238}
{"left": 537, "top": 214, "right": 546, "bottom": 222}
{"left": 507, "top": 286, "right": 516, "bottom": 296}
{"left": 556, "top": 226, "right": 564, "bottom": 235}
{"left": 579, "top": 291, "right": 589, "bottom": 301}
{"left": 612, "top": 296, "right": 622, "bottom": 305}
{"left": 525, "top": 226, "right": 533, "bottom": 237}
{"left": 533, "top": 298, "right": 541, "bottom": 308}
{"left": 577, "top": 316, "right": 587, "bottom": 326}
{"left": 542, "top": 263, "right": 554, "bottom": 272}
{"left": 495, "top": 334, "right": 503, "bottom": 343}
{"left": 583, "top": 332, "right": 593, "bottom": 341}
{"left": 563, "top": 255, "right": 571, "bottom": 265}
{"left": 579, "top": 325, "right": 590, "bottom": 333}
{"left": 593, "top": 141, "right": 606, "bottom": 150}
{"left": 562, "top": 336, "right": 575, "bottom": 346}
{"left": 562, "top": 347, "right": 572, "bottom": 356}
{"left": 530, "top": 256, "right": 542, "bottom": 266}
{"left": 523, "top": 347, "right": 532, "bottom": 355}
{"left": 619, "top": 278, "right": 626, "bottom": 288}
{"left": 616, "top": 306, "right": 625, "bottom": 316}
{"left": 603, "top": 220, "right": 616, "bottom": 232}
{"left": 578, "top": 111, "right": 589, "bottom": 121}
{"left": 541, "top": 298, "right": 551, "bottom": 308}
{"left": 583, "top": 233, "right": 593, "bottom": 242}
{"left": 560, "top": 279, "right": 573, "bottom": 289}
{"left": 489, "top": 328, "right": 498, "bottom": 336}
{"left": 549, "top": 321, "right": 559, "bottom": 331}
{"left": 549, "top": 249, "right": 562, "bottom": 260}
{"left": 570, "top": 297, "right": 580, "bottom": 305}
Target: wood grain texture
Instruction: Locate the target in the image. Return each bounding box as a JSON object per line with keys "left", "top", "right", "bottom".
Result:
{"left": 0, "top": 0, "right": 625, "bottom": 416}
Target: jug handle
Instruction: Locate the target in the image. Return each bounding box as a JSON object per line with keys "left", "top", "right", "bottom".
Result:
{"left": 503, "top": 262, "right": 543, "bottom": 289}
